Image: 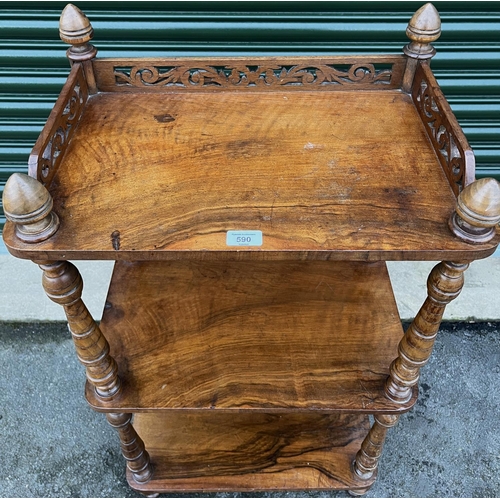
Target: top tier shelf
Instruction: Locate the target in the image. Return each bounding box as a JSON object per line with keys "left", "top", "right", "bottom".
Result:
{"left": 4, "top": 56, "right": 499, "bottom": 261}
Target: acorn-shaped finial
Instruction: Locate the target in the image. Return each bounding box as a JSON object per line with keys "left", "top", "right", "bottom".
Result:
{"left": 2, "top": 173, "right": 60, "bottom": 243}
{"left": 404, "top": 3, "right": 441, "bottom": 59}
{"left": 59, "top": 3, "right": 97, "bottom": 61}
{"left": 449, "top": 178, "right": 500, "bottom": 244}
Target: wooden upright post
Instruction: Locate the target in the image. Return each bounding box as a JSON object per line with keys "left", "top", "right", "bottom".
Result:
{"left": 106, "top": 413, "right": 154, "bottom": 484}
{"left": 350, "top": 414, "right": 400, "bottom": 495}
{"left": 385, "top": 260, "right": 468, "bottom": 403}
{"left": 38, "top": 260, "right": 123, "bottom": 399}
{"left": 402, "top": 3, "right": 441, "bottom": 92}
{"left": 59, "top": 3, "right": 98, "bottom": 93}
{"left": 354, "top": 177, "right": 500, "bottom": 484}
{"left": 385, "top": 178, "right": 500, "bottom": 403}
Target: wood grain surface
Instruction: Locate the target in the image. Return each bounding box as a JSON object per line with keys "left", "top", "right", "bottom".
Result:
{"left": 129, "top": 412, "right": 374, "bottom": 492}
{"left": 5, "top": 88, "right": 498, "bottom": 261}
{"left": 86, "top": 260, "right": 416, "bottom": 413}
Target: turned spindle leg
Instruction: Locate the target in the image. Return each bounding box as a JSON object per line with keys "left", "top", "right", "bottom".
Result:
{"left": 106, "top": 413, "right": 154, "bottom": 484}
{"left": 363, "top": 178, "right": 500, "bottom": 492}
{"left": 350, "top": 414, "right": 400, "bottom": 495}
{"left": 385, "top": 260, "right": 468, "bottom": 403}
{"left": 38, "top": 260, "right": 122, "bottom": 399}
{"left": 352, "top": 258, "right": 468, "bottom": 494}
{"left": 39, "top": 260, "right": 154, "bottom": 482}
{"left": 406, "top": 177, "right": 500, "bottom": 394}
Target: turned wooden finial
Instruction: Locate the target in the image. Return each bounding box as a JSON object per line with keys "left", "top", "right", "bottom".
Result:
{"left": 59, "top": 3, "right": 97, "bottom": 62}
{"left": 449, "top": 177, "right": 500, "bottom": 244}
{"left": 404, "top": 3, "right": 441, "bottom": 60}
{"left": 2, "top": 173, "right": 60, "bottom": 243}
{"left": 402, "top": 3, "right": 441, "bottom": 92}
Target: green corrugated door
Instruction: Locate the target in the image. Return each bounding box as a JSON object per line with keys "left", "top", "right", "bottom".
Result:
{"left": 1, "top": 1, "right": 499, "bottom": 232}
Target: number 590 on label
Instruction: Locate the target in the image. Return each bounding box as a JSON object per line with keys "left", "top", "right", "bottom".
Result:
{"left": 226, "top": 230, "right": 263, "bottom": 247}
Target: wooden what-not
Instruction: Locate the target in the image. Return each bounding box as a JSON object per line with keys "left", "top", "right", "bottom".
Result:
{"left": 2, "top": 2, "right": 500, "bottom": 496}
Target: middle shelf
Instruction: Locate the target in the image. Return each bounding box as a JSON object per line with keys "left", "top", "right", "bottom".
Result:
{"left": 86, "top": 259, "right": 415, "bottom": 413}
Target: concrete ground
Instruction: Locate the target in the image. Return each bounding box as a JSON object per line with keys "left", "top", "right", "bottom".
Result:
{"left": 1, "top": 243, "right": 499, "bottom": 498}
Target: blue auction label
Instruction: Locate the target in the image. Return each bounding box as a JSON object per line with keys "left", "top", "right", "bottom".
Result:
{"left": 226, "top": 230, "right": 263, "bottom": 247}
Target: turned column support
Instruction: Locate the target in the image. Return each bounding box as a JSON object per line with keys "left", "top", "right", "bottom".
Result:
{"left": 59, "top": 3, "right": 98, "bottom": 93}
{"left": 402, "top": 3, "right": 441, "bottom": 92}
{"left": 39, "top": 265, "right": 152, "bottom": 484}
{"left": 37, "top": 260, "right": 122, "bottom": 400}
{"left": 2, "top": 173, "right": 120, "bottom": 399}
{"left": 106, "top": 413, "right": 154, "bottom": 484}
{"left": 385, "top": 260, "right": 468, "bottom": 403}
{"left": 350, "top": 414, "right": 400, "bottom": 495}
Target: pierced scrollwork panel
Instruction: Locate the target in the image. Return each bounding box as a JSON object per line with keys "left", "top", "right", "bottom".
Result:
{"left": 29, "top": 64, "right": 88, "bottom": 186}
{"left": 111, "top": 61, "right": 397, "bottom": 90}
{"left": 412, "top": 63, "right": 474, "bottom": 197}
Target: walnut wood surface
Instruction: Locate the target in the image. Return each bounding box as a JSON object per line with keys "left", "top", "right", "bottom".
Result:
{"left": 5, "top": 88, "right": 498, "bottom": 261}
{"left": 129, "top": 412, "right": 374, "bottom": 493}
{"left": 86, "top": 260, "right": 416, "bottom": 413}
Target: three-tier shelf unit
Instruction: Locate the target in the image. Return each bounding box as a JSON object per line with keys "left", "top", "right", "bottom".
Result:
{"left": 3, "top": 3, "right": 500, "bottom": 496}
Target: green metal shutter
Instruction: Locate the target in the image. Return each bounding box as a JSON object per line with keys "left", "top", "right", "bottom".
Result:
{"left": 1, "top": 1, "right": 499, "bottom": 232}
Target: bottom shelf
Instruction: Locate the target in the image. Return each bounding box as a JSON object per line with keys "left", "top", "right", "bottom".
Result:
{"left": 129, "top": 412, "right": 374, "bottom": 493}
